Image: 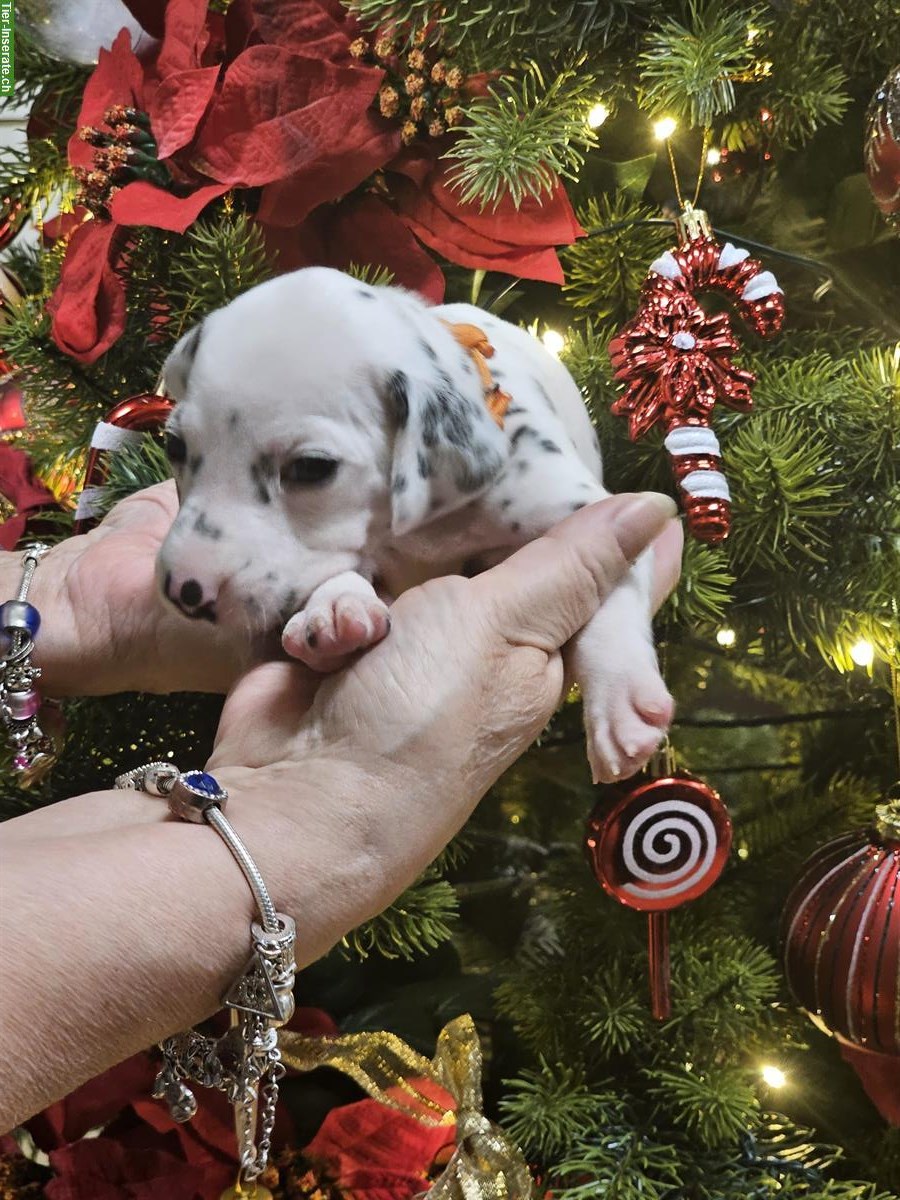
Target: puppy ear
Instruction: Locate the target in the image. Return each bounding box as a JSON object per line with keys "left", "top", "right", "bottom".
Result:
{"left": 161, "top": 321, "right": 204, "bottom": 400}
{"left": 384, "top": 369, "right": 508, "bottom": 536}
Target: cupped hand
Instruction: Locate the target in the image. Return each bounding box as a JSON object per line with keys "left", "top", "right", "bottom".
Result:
{"left": 208, "top": 493, "right": 682, "bottom": 964}
{"left": 30, "top": 481, "right": 251, "bottom": 696}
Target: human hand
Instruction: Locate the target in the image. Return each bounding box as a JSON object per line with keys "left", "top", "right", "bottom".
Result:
{"left": 25, "top": 481, "right": 250, "bottom": 696}
{"left": 208, "top": 493, "right": 681, "bottom": 966}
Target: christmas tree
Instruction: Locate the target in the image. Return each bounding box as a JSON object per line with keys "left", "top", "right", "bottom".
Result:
{"left": 1, "top": 0, "right": 899, "bottom": 1196}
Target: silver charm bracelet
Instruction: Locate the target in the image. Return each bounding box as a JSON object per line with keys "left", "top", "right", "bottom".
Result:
{"left": 0, "top": 543, "right": 56, "bottom": 775}
{"left": 115, "top": 763, "right": 296, "bottom": 1194}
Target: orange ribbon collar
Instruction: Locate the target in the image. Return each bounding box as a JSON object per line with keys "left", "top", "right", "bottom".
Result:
{"left": 440, "top": 320, "right": 513, "bottom": 430}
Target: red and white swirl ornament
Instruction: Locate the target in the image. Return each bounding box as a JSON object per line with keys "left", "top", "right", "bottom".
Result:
{"left": 586, "top": 770, "right": 732, "bottom": 1018}
{"left": 608, "top": 206, "right": 785, "bottom": 544}
{"left": 74, "top": 392, "right": 173, "bottom": 534}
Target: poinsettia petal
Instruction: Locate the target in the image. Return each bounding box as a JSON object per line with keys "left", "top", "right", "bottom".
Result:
{"left": 119, "top": 0, "right": 166, "bottom": 40}
{"left": 110, "top": 180, "right": 229, "bottom": 232}
{"left": 148, "top": 65, "right": 220, "bottom": 158}
{"left": 194, "top": 46, "right": 383, "bottom": 186}
{"left": 0, "top": 444, "right": 55, "bottom": 550}
{"left": 25, "top": 1053, "right": 157, "bottom": 1152}
{"left": 68, "top": 29, "right": 145, "bottom": 170}
{"left": 47, "top": 220, "right": 128, "bottom": 364}
{"left": 46, "top": 1137, "right": 226, "bottom": 1200}
{"left": 250, "top": 0, "right": 363, "bottom": 62}
{"left": 257, "top": 114, "right": 399, "bottom": 227}
{"left": 430, "top": 161, "right": 584, "bottom": 247}
{"left": 156, "top": 0, "right": 212, "bottom": 76}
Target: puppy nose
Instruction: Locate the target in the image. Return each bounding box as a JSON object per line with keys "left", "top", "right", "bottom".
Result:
{"left": 163, "top": 572, "right": 218, "bottom": 623}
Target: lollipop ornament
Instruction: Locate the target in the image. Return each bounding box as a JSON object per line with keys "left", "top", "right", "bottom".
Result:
{"left": 586, "top": 745, "right": 733, "bottom": 1018}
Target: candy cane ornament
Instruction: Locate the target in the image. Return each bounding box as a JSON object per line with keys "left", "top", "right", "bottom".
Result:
{"left": 608, "top": 205, "right": 785, "bottom": 544}
{"left": 74, "top": 391, "right": 173, "bottom": 534}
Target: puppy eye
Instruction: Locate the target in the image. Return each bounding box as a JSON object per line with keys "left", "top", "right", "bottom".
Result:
{"left": 166, "top": 433, "right": 187, "bottom": 465}
{"left": 281, "top": 456, "right": 339, "bottom": 486}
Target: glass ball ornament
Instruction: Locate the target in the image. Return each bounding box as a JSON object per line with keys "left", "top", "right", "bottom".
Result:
{"left": 865, "top": 64, "right": 900, "bottom": 229}
{"left": 16, "top": 0, "right": 156, "bottom": 66}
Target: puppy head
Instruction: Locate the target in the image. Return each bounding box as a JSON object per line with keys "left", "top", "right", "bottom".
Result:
{"left": 156, "top": 269, "right": 506, "bottom": 632}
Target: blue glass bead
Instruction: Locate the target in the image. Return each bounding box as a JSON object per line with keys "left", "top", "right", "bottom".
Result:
{"left": 0, "top": 600, "right": 40, "bottom": 637}
{"left": 183, "top": 770, "right": 223, "bottom": 798}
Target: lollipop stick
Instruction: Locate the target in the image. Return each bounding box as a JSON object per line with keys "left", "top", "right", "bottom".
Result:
{"left": 648, "top": 912, "right": 671, "bottom": 1020}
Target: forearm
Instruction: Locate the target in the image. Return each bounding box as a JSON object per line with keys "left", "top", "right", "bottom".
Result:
{"left": 0, "top": 758, "right": 420, "bottom": 1131}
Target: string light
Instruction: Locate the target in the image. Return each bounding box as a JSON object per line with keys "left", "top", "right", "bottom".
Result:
{"left": 588, "top": 102, "right": 610, "bottom": 128}
{"left": 706, "top": 147, "right": 722, "bottom": 166}
{"left": 760, "top": 108, "right": 773, "bottom": 124}
{"left": 542, "top": 329, "right": 566, "bottom": 357}
{"left": 653, "top": 116, "right": 678, "bottom": 140}
{"left": 716, "top": 627, "right": 736, "bottom": 648}
{"left": 850, "top": 639, "right": 875, "bottom": 668}
{"left": 760, "top": 1064, "right": 787, "bottom": 1088}
{"left": 747, "top": 25, "right": 761, "bottom": 42}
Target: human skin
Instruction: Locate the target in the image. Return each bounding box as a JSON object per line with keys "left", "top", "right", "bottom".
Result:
{"left": 0, "top": 489, "right": 680, "bottom": 1130}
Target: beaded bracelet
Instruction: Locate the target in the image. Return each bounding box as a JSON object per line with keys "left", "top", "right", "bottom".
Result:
{"left": 0, "top": 543, "right": 57, "bottom": 779}
{"left": 115, "top": 762, "right": 296, "bottom": 1199}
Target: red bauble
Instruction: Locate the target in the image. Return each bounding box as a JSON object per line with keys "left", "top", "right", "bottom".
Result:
{"left": 865, "top": 65, "right": 900, "bottom": 227}
{"left": 608, "top": 209, "right": 785, "bottom": 545}
{"left": 587, "top": 771, "right": 732, "bottom": 1017}
{"left": 74, "top": 392, "right": 173, "bottom": 533}
{"left": 781, "top": 801, "right": 900, "bottom": 1124}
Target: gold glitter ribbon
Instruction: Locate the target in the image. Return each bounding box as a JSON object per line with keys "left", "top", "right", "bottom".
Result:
{"left": 279, "top": 1014, "right": 533, "bottom": 1199}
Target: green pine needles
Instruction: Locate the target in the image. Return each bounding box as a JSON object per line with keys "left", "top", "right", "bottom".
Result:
{"left": 445, "top": 64, "right": 599, "bottom": 210}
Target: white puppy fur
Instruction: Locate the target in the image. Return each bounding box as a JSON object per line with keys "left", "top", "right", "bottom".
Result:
{"left": 158, "top": 267, "right": 673, "bottom": 782}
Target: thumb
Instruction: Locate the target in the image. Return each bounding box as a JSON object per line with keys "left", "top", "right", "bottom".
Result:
{"left": 474, "top": 492, "right": 678, "bottom": 652}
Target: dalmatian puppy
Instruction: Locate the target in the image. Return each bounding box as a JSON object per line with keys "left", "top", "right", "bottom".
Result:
{"left": 158, "top": 267, "right": 673, "bottom": 782}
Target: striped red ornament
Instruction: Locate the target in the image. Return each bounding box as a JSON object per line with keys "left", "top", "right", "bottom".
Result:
{"left": 781, "top": 801, "right": 900, "bottom": 1124}
{"left": 74, "top": 391, "right": 173, "bottom": 533}
{"left": 607, "top": 206, "right": 785, "bottom": 544}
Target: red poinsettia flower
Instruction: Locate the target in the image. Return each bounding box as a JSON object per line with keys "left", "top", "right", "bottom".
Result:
{"left": 304, "top": 1078, "right": 456, "bottom": 1200}
{"left": 608, "top": 285, "right": 756, "bottom": 440}
{"left": 0, "top": 443, "right": 57, "bottom": 550}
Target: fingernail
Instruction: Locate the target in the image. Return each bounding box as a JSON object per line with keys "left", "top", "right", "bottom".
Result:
{"left": 612, "top": 493, "right": 678, "bottom": 561}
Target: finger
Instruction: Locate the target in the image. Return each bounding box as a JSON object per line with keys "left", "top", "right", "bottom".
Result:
{"left": 208, "top": 660, "right": 322, "bottom": 769}
{"left": 473, "top": 492, "right": 677, "bottom": 653}
{"left": 650, "top": 517, "right": 684, "bottom": 612}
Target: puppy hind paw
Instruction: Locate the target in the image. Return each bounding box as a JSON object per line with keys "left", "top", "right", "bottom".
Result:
{"left": 282, "top": 594, "right": 391, "bottom": 672}
{"left": 584, "top": 672, "right": 674, "bottom": 785}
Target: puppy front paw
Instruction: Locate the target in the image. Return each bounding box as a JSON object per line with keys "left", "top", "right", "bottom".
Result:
{"left": 583, "top": 660, "right": 674, "bottom": 785}
{"left": 282, "top": 593, "right": 391, "bottom": 672}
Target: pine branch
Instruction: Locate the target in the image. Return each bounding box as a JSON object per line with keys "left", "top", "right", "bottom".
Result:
{"left": 343, "top": 866, "right": 459, "bottom": 960}
{"left": 646, "top": 1064, "right": 759, "bottom": 1150}
{"left": 444, "top": 63, "right": 599, "bottom": 210}
{"left": 763, "top": 32, "right": 850, "bottom": 147}
{"left": 101, "top": 437, "right": 172, "bottom": 512}
{"left": 638, "top": 1, "right": 770, "bottom": 128}
{"left": 549, "top": 1131, "right": 684, "bottom": 1200}
{"left": 498, "top": 1061, "right": 623, "bottom": 1161}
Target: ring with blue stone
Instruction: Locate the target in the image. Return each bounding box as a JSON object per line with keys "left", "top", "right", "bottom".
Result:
{"left": 168, "top": 770, "right": 228, "bottom": 823}
{"left": 0, "top": 599, "right": 41, "bottom": 638}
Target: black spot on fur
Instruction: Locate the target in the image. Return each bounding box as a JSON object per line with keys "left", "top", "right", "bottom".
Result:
{"left": 386, "top": 371, "right": 409, "bottom": 429}
{"left": 540, "top": 438, "right": 562, "bottom": 453}
{"left": 188, "top": 454, "right": 204, "bottom": 474}
{"left": 357, "top": 289, "right": 375, "bottom": 300}
{"left": 517, "top": 460, "right": 530, "bottom": 473}
{"left": 571, "top": 501, "right": 587, "bottom": 511}
{"left": 500, "top": 498, "right": 512, "bottom": 510}
{"left": 505, "top": 404, "right": 526, "bottom": 416}
{"left": 511, "top": 425, "right": 537, "bottom": 448}
{"left": 534, "top": 380, "right": 557, "bottom": 414}
{"left": 228, "top": 410, "right": 240, "bottom": 431}
{"left": 193, "top": 511, "right": 223, "bottom": 540}
{"left": 250, "top": 453, "right": 274, "bottom": 504}
{"left": 180, "top": 578, "right": 203, "bottom": 607}
{"left": 392, "top": 472, "right": 408, "bottom": 494}
{"left": 580, "top": 481, "right": 592, "bottom": 490}
{"left": 511, "top": 521, "right": 521, "bottom": 533}
{"left": 280, "top": 589, "right": 299, "bottom": 619}
{"left": 419, "top": 338, "right": 437, "bottom": 361}
{"left": 182, "top": 322, "right": 203, "bottom": 366}
{"left": 417, "top": 451, "right": 433, "bottom": 479}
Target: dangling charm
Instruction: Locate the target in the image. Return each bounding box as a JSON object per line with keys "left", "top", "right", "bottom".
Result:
{"left": 585, "top": 745, "right": 733, "bottom": 1019}
{"left": 608, "top": 203, "right": 785, "bottom": 543}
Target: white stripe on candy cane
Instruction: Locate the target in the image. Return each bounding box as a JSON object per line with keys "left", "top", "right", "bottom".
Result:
{"left": 74, "top": 485, "right": 107, "bottom": 520}
{"left": 664, "top": 426, "right": 722, "bottom": 458}
{"left": 90, "top": 422, "right": 147, "bottom": 452}
{"left": 679, "top": 470, "right": 731, "bottom": 501}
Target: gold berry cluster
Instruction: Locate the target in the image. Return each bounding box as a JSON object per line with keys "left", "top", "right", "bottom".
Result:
{"left": 74, "top": 105, "right": 169, "bottom": 216}
{"left": 350, "top": 26, "right": 469, "bottom": 146}
{"left": 258, "top": 1148, "right": 341, "bottom": 1199}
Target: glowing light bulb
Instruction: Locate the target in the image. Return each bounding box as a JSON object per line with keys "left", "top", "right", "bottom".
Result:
{"left": 542, "top": 329, "right": 566, "bottom": 357}
{"left": 761, "top": 1064, "right": 786, "bottom": 1088}
{"left": 588, "top": 102, "right": 610, "bottom": 129}
{"left": 653, "top": 116, "right": 678, "bottom": 140}
{"left": 706, "top": 147, "right": 722, "bottom": 166}
{"left": 850, "top": 639, "right": 875, "bottom": 668}
{"left": 716, "top": 627, "right": 736, "bottom": 648}
{"left": 760, "top": 107, "right": 773, "bottom": 123}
